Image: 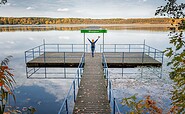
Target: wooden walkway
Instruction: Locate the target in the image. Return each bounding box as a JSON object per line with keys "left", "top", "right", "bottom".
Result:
{"left": 26, "top": 52, "right": 162, "bottom": 68}
{"left": 73, "top": 53, "right": 111, "bottom": 114}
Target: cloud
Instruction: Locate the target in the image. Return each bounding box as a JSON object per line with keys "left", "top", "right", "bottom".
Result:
{"left": 58, "top": 36, "right": 69, "bottom": 40}
{"left": 28, "top": 37, "right": 34, "bottom": 41}
{"left": 0, "top": 0, "right": 165, "bottom": 18}
{"left": 26, "top": 7, "right": 34, "bottom": 10}
{"left": 57, "top": 8, "right": 69, "bottom": 12}
{"left": 138, "top": 0, "right": 147, "bottom": 2}
{"left": 76, "top": 10, "right": 84, "bottom": 13}
{"left": 6, "top": 41, "right": 15, "bottom": 44}
{"left": 6, "top": 3, "right": 11, "bottom": 6}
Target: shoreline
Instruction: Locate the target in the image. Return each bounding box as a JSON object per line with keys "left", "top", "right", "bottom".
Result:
{"left": 0, "top": 24, "right": 170, "bottom": 28}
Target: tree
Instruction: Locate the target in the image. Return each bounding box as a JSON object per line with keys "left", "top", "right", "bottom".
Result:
{"left": 0, "top": 56, "right": 15, "bottom": 113}
{"left": 0, "top": 57, "right": 36, "bottom": 114}
{"left": 155, "top": 0, "right": 185, "bottom": 113}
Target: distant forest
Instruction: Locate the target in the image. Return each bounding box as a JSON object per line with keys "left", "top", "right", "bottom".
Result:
{"left": 0, "top": 17, "right": 175, "bottom": 25}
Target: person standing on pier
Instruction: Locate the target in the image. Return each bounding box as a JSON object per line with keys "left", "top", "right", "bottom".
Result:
{"left": 87, "top": 36, "right": 100, "bottom": 57}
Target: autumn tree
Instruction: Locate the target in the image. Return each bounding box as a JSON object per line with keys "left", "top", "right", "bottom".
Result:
{"left": 155, "top": 0, "right": 185, "bottom": 113}
{"left": 0, "top": 56, "right": 15, "bottom": 113}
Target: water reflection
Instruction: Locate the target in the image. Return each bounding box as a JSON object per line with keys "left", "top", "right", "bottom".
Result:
{"left": 13, "top": 85, "right": 65, "bottom": 114}
{"left": 0, "top": 25, "right": 169, "bottom": 32}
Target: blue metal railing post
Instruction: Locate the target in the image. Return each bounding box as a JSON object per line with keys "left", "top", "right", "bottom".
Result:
{"left": 114, "top": 44, "right": 116, "bottom": 52}
{"left": 106, "top": 68, "right": 108, "bottom": 79}
{"left": 86, "top": 44, "right": 88, "bottom": 52}
{"left": 43, "top": 41, "right": 47, "bottom": 78}
{"left": 64, "top": 52, "right": 66, "bottom": 78}
{"left": 142, "top": 40, "right": 146, "bottom": 64}
{"left": 25, "top": 51, "right": 29, "bottom": 78}
{"left": 73, "top": 80, "right": 76, "bottom": 102}
{"left": 142, "top": 51, "right": 144, "bottom": 64}
{"left": 161, "top": 52, "right": 164, "bottom": 64}
{"left": 44, "top": 41, "right": 46, "bottom": 63}
{"left": 72, "top": 44, "right": 73, "bottom": 52}
{"left": 160, "top": 52, "right": 164, "bottom": 79}
{"left": 25, "top": 51, "right": 27, "bottom": 63}
{"left": 129, "top": 44, "right": 131, "bottom": 52}
{"left": 32, "top": 49, "right": 34, "bottom": 59}
{"left": 109, "top": 81, "right": 111, "bottom": 103}
{"left": 122, "top": 52, "right": 124, "bottom": 63}
{"left": 65, "top": 100, "right": 68, "bottom": 114}
{"left": 77, "top": 69, "right": 80, "bottom": 87}
{"left": 39, "top": 46, "right": 41, "bottom": 56}
{"left": 143, "top": 40, "right": 146, "bottom": 53}
{"left": 100, "top": 44, "right": 101, "bottom": 52}
{"left": 122, "top": 52, "right": 124, "bottom": 76}
{"left": 154, "top": 49, "right": 157, "bottom": 59}
{"left": 113, "top": 98, "right": 116, "bottom": 114}
{"left": 57, "top": 44, "right": 59, "bottom": 52}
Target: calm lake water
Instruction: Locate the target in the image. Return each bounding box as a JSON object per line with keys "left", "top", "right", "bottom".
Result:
{"left": 0, "top": 25, "right": 174, "bottom": 113}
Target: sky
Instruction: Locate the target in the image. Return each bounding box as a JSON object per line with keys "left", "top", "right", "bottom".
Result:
{"left": 0, "top": 0, "right": 184, "bottom": 18}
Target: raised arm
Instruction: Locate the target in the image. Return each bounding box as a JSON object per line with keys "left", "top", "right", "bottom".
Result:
{"left": 87, "top": 38, "right": 92, "bottom": 43}
{"left": 94, "top": 36, "right": 100, "bottom": 43}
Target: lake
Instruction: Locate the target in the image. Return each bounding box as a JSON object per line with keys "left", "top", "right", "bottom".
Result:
{"left": 0, "top": 25, "right": 174, "bottom": 113}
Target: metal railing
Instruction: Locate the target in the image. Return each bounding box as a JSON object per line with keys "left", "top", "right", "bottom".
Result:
{"left": 25, "top": 44, "right": 89, "bottom": 63}
{"left": 102, "top": 53, "right": 121, "bottom": 114}
{"left": 25, "top": 43, "right": 163, "bottom": 63}
{"left": 25, "top": 52, "right": 83, "bottom": 78}
{"left": 100, "top": 44, "right": 144, "bottom": 52}
{"left": 144, "top": 44, "right": 164, "bottom": 63}
{"left": 25, "top": 43, "right": 163, "bottom": 78}
{"left": 100, "top": 44, "right": 163, "bottom": 63}
{"left": 58, "top": 53, "right": 85, "bottom": 114}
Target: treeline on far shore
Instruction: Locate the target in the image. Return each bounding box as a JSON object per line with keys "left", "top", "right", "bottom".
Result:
{"left": 0, "top": 17, "right": 177, "bottom": 25}
{"left": 0, "top": 26, "right": 169, "bottom": 32}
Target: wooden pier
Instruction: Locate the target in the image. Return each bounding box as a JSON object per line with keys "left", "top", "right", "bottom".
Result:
{"left": 73, "top": 53, "right": 111, "bottom": 114}
{"left": 26, "top": 52, "right": 162, "bottom": 68}
{"left": 26, "top": 51, "right": 163, "bottom": 113}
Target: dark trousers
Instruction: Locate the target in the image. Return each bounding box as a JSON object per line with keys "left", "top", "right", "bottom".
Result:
{"left": 91, "top": 48, "right": 95, "bottom": 57}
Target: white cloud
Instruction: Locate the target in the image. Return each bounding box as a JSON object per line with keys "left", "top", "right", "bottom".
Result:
{"left": 0, "top": 0, "right": 162, "bottom": 18}
{"left": 6, "top": 41, "right": 15, "bottom": 44}
{"left": 6, "top": 3, "right": 11, "bottom": 6}
{"left": 138, "top": 0, "right": 147, "bottom": 2}
{"left": 57, "top": 8, "right": 69, "bottom": 12}
{"left": 28, "top": 37, "right": 34, "bottom": 41}
{"left": 58, "top": 36, "right": 69, "bottom": 40}
{"left": 26, "top": 7, "right": 34, "bottom": 10}
{"left": 76, "top": 10, "right": 84, "bottom": 13}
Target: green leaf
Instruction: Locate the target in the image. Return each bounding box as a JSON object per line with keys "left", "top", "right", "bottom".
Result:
{"left": 167, "top": 62, "right": 173, "bottom": 66}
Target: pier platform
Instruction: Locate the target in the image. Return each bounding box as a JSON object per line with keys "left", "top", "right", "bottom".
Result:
{"left": 26, "top": 52, "right": 162, "bottom": 68}
{"left": 26, "top": 52, "right": 83, "bottom": 68}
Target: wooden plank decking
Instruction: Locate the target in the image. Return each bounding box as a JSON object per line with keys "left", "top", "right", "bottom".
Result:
{"left": 26, "top": 52, "right": 83, "bottom": 67}
{"left": 73, "top": 53, "right": 111, "bottom": 114}
{"left": 104, "top": 52, "right": 162, "bottom": 67}
{"left": 26, "top": 52, "right": 162, "bottom": 68}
